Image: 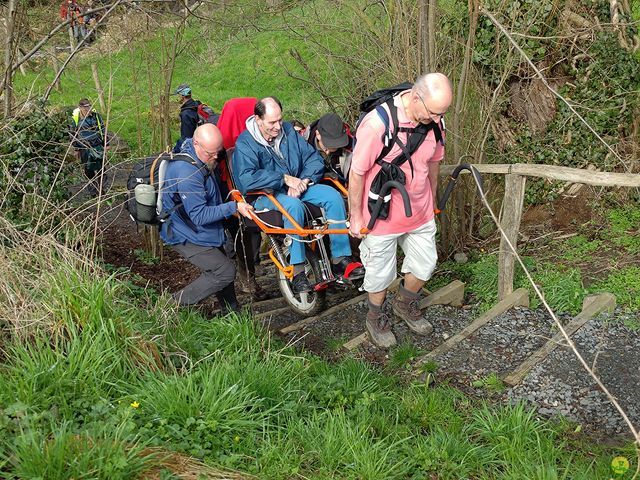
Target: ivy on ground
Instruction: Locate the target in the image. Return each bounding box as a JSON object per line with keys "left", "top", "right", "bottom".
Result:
{"left": 0, "top": 107, "right": 76, "bottom": 229}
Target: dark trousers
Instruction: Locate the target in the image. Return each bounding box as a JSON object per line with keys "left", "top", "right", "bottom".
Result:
{"left": 79, "top": 147, "right": 103, "bottom": 178}
{"left": 79, "top": 147, "right": 105, "bottom": 195}
{"left": 172, "top": 243, "right": 238, "bottom": 314}
{"left": 224, "top": 217, "right": 261, "bottom": 279}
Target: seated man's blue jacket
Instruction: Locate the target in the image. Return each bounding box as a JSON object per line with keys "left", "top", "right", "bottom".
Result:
{"left": 233, "top": 122, "right": 324, "bottom": 195}
{"left": 160, "top": 138, "right": 237, "bottom": 246}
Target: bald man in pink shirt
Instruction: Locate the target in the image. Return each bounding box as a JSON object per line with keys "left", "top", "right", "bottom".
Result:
{"left": 349, "top": 73, "right": 453, "bottom": 347}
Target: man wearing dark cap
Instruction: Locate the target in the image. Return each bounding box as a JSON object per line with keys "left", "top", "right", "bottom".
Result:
{"left": 71, "top": 98, "right": 106, "bottom": 196}
{"left": 173, "top": 83, "right": 200, "bottom": 152}
{"left": 304, "top": 112, "right": 355, "bottom": 182}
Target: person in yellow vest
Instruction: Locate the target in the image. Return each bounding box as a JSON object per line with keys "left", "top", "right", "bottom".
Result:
{"left": 71, "top": 98, "right": 106, "bottom": 196}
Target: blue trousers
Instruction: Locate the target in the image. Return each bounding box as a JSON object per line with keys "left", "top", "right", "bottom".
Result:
{"left": 254, "top": 184, "right": 352, "bottom": 265}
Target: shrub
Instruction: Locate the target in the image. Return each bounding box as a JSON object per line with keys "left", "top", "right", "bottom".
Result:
{"left": 0, "top": 107, "right": 76, "bottom": 230}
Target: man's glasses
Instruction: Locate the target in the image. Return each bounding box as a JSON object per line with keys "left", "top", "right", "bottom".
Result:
{"left": 194, "top": 140, "right": 224, "bottom": 159}
{"left": 416, "top": 92, "right": 447, "bottom": 119}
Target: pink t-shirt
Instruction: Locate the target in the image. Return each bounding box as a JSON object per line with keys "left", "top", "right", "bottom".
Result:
{"left": 351, "top": 91, "right": 445, "bottom": 235}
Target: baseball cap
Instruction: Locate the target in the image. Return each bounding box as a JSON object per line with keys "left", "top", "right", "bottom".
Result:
{"left": 317, "top": 113, "right": 348, "bottom": 149}
{"left": 173, "top": 83, "right": 191, "bottom": 96}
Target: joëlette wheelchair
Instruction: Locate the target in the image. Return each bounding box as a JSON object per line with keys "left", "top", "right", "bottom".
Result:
{"left": 221, "top": 148, "right": 362, "bottom": 317}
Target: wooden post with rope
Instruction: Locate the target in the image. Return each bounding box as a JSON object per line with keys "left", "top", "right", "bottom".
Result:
{"left": 439, "top": 163, "right": 640, "bottom": 297}
{"left": 497, "top": 173, "right": 526, "bottom": 300}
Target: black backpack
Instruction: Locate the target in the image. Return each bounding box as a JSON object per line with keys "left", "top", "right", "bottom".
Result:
{"left": 126, "top": 152, "right": 209, "bottom": 230}
{"left": 357, "top": 83, "right": 444, "bottom": 227}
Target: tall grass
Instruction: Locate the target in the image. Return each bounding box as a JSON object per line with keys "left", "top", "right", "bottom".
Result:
{"left": 0, "top": 220, "right": 624, "bottom": 478}
{"left": 3, "top": 2, "right": 635, "bottom": 478}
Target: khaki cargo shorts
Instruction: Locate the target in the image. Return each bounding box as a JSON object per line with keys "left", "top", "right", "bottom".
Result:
{"left": 359, "top": 219, "right": 438, "bottom": 293}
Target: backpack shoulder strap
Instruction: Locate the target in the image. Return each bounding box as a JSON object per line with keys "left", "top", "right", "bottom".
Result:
{"left": 171, "top": 153, "right": 211, "bottom": 181}
{"left": 373, "top": 99, "right": 399, "bottom": 165}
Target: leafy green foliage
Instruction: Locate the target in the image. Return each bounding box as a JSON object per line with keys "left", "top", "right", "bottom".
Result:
{"left": 558, "top": 235, "right": 603, "bottom": 262}
{"left": 592, "top": 267, "right": 640, "bottom": 314}
{"left": 0, "top": 108, "right": 76, "bottom": 229}
{"left": 472, "top": 373, "right": 506, "bottom": 393}
{"left": 0, "top": 241, "right": 622, "bottom": 478}
{"left": 607, "top": 206, "right": 640, "bottom": 254}
{"left": 431, "top": 254, "right": 588, "bottom": 314}
{"left": 475, "top": 0, "right": 640, "bottom": 204}
{"left": 4, "top": 1, "right": 638, "bottom": 477}
{"left": 389, "top": 342, "right": 423, "bottom": 370}
{"left": 4, "top": 420, "right": 151, "bottom": 480}
{"left": 134, "top": 248, "right": 160, "bottom": 266}
{"left": 533, "top": 264, "right": 587, "bottom": 314}
{"left": 474, "top": 0, "right": 557, "bottom": 83}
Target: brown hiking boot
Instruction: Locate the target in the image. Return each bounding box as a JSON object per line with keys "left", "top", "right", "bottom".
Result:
{"left": 238, "top": 274, "right": 269, "bottom": 301}
{"left": 365, "top": 304, "right": 396, "bottom": 348}
{"left": 392, "top": 284, "right": 433, "bottom": 336}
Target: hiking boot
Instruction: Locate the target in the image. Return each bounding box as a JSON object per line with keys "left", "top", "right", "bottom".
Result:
{"left": 365, "top": 307, "right": 396, "bottom": 348}
{"left": 215, "top": 283, "right": 240, "bottom": 316}
{"left": 291, "top": 272, "right": 312, "bottom": 294}
{"left": 392, "top": 283, "right": 433, "bottom": 335}
{"left": 332, "top": 257, "right": 365, "bottom": 280}
{"left": 87, "top": 182, "right": 98, "bottom": 198}
{"left": 238, "top": 277, "right": 269, "bottom": 301}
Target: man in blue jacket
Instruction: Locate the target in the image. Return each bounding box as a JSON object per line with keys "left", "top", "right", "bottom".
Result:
{"left": 161, "top": 123, "right": 254, "bottom": 314}
{"left": 233, "top": 97, "right": 364, "bottom": 294}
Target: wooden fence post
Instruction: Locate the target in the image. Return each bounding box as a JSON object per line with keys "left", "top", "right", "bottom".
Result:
{"left": 498, "top": 173, "right": 526, "bottom": 300}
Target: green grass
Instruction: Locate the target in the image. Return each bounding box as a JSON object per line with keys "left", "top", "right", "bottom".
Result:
{"left": 0, "top": 238, "right": 625, "bottom": 478}
{"left": 592, "top": 266, "right": 640, "bottom": 314}
{"left": 430, "top": 203, "right": 640, "bottom": 314}
{"left": 472, "top": 373, "right": 506, "bottom": 393}
{"left": 558, "top": 235, "right": 602, "bottom": 262}
{"left": 5, "top": 2, "right": 640, "bottom": 477}
{"left": 13, "top": 3, "right": 347, "bottom": 156}
{"left": 607, "top": 206, "right": 640, "bottom": 254}
{"left": 389, "top": 342, "right": 423, "bottom": 370}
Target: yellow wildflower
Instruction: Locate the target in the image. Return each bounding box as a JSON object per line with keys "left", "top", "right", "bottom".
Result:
{"left": 130, "top": 401, "right": 140, "bottom": 409}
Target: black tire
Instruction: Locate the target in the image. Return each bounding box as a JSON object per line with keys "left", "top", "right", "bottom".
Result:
{"left": 277, "top": 243, "right": 327, "bottom": 317}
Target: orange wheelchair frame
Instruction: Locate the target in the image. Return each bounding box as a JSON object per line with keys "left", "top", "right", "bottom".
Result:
{"left": 220, "top": 147, "right": 362, "bottom": 316}
{"left": 225, "top": 162, "right": 352, "bottom": 281}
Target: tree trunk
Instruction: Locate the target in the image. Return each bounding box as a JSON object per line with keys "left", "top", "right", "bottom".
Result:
{"left": 3, "top": 0, "right": 17, "bottom": 119}
{"left": 50, "top": 48, "right": 62, "bottom": 92}
{"left": 91, "top": 63, "right": 106, "bottom": 110}
{"left": 68, "top": 23, "right": 76, "bottom": 50}
{"left": 419, "top": 0, "right": 429, "bottom": 72}
{"left": 452, "top": 0, "right": 480, "bottom": 247}
{"left": 17, "top": 48, "right": 27, "bottom": 76}
{"left": 427, "top": 0, "right": 436, "bottom": 70}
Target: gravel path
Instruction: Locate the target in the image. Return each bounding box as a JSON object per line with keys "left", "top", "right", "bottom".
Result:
{"left": 506, "top": 309, "right": 640, "bottom": 436}
{"left": 281, "top": 292, "right": 640, "bottom": 439}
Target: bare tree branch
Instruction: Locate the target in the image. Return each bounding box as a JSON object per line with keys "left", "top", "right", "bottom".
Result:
{"left": 42, "top": 0, "right": 124, "bottom": 103}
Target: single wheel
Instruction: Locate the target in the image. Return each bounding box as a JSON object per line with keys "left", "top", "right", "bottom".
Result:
{"left": 277, "top": 243, "right": 327, "bottom": 317}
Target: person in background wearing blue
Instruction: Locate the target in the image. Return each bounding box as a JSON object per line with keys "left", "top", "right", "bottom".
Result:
{"left": 70, "top": 98, "right": 105, "bottom": 196}
{"left": 161, "top": 123, "right": 254, "bottom": 315}
{"left": 233, "top": 97, "right": 364, "bottom": 294}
